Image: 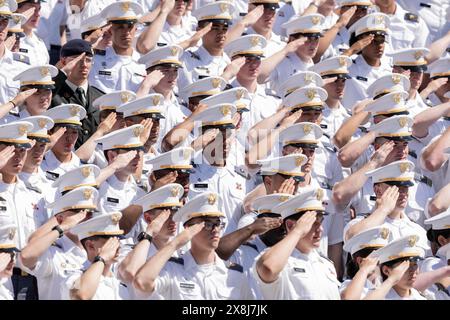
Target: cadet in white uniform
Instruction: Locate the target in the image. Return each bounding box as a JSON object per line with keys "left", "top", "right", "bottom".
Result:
{"left": 340, "top": 226, "right": 391, "bottom": 299}
{"left": 133, "top": 192, "right": 255, "bottom": 300}
{"left": 0, "top": 222, "right": 18, "bottom": 300}
{"left": 41, "top": 104, "right": 86, "bottom": 177}
{"left": 63, "top": 212, "right": 130, "bottom": 300}
{"left": 5, "top": 64, "right": 58, "bottom": 123}
{"left": 19, "top": 186, "right": 99, "bottom": 300}
{"left": 374, "top": 235, "right": 428, "bottom": 300}
{"left": 116, "top": 93, "right": 166, "bottom": 189}
{"left": 177, "top": 1, "right": 234, "bottom": 88}
{"left": 422, "top": 210, "right": 450, "bottom": 300}
{"left": 251, "top": 188, "right": 341, "bottom": 300}
{"left": 224, "top": 34, "right": 281, "bottom": 132}
{"left": 188, "top": 105, "right": 248, "bottom": 234}
{"left": 310, "top": 55, "right": 353, "bottom": 141}
{"left": 89, "top": 2, "right": 146, "bottom": 93}
{"left": 342, "top": 13, "right": 393, "bottom": 110}
{"left": 269, "top": 14, "right": 325, "bottom": 92}
{"left": 94, "top": 124, "right": 146, "bottom": 215}
{"left": 18, "top": 116, "right": 56, "bottom": 227}
{"left": 16, "top": 0, "right": 50, "bottom": 66}
{"left": 137, "top": 44, "right": 190, "bottom": 147}
{"left": 375, "top": 0, "right": 430, "bottom": 54}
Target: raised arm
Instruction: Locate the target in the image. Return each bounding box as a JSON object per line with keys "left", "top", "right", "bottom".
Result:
{"left": 337, "top": 131, "right": 376, "bottom": 168}
{"left": 427, "top": 182, "right": 450, "bottom": 216}
{"left": 256, "top": 211, "right": 316, "bottom": 283}
{"left": 421, "top": 126, "right": 450, "bottom": 172}
{"left": 340, "top": 257, "right": 378, "bottom": 300}
{"left": 412, "top": 101, "right": 450, "bottom": 138}
{"left": 225, "top": 6, "right": 264, "bottom": 45}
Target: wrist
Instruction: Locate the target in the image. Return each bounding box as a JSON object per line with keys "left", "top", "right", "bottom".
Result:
{"left": 9, "top": 100, "right": 17, "bottom": 109}
{"left": 52, "top": 225, "right": 64, "bottom": 238}
{"left": 93, "top": 255, "right": 106, "bottom": 266}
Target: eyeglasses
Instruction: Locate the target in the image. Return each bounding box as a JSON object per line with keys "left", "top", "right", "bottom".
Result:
{"left": 372, "top": 35, "right": 386, "bottom": 44}
{"left": 202, "top": 220, "right": 226, "bottom": 231}
{"left": 276, "top": 173, "right": 304, "bottom": 182}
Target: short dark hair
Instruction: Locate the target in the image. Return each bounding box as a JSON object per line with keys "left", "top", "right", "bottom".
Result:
{"left": 346, "top": 247, "right": 376, "bottom": 279}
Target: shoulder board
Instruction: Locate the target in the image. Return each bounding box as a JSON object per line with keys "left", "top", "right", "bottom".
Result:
{"left": 420, "top": 3, "right": 431, "bottom": 8}
{"left": 19, "top": 48, "right": 28, "bottom": 53}
{"left": 13, "top": 52, "right": 30, "bottom": 65}
{"left": 358, "top": 126, "right": 368, "bottom": 133}
{"left": 8, "top": 110, "right": 20, "bottom": 117}
{"left": 369, "top": 195, "right": 377, "bottom": 201}
{"left": 0, "top": 196, "right": 6, "bottom": 201}
{"left": 120, "top": 282, "right": 128, "bottom": 288}
{"left": 319, "top": 181, "right": 332, "bottom": 190}
{"left": 242, "top": 242, "right": 259, "bottom": 252}
{"left": 45, "top": 171, "right": 60, "bottom": 181}
{"left": 156, "top": 42, "right": 167, "bottom": 47}
{"left": 24, "top": 182, "right": 42, "bottom": 194}
{"left": 404, "top": 12, "right": 419, "bottom": 23}
{"left": 51, "top": 241, "right": 63, "bottom": 249}
{"left": 187, "top": 50, "right": 201, "bottom": 61}
{"left": 224, "top": 83, "right": 233, "bottom": 90}
{"left": 93, "top": 49, "right": 106, "bottom": 56}
{"left": 322, "top": 142, "right": 337, "bottom": 153}
{"left": 241, "top": 32, "right": 248, "bottom": 36}
{"left": 443, "top": 116, "right": 450, "bottom": 121}
{"left": 278, "top": 11, "right": 285, "bottom": 17}
{"left": 408, "top": 150, "right": 417, "bottom": 159}
{"left": 143, "top": 21, "right": 151, "bottom": 26}
{"left": 234, "top": 166, "right": 250, "bottom": 180}
{"left": 320, "top": 124, "right": 328, "bottom": 129}
{"left": 168, "top": 256, "right": 184, "bottom": 265}
{"left": 239, "top": 12, "right": 247, "bottom": 17}
{"left": 265, "top": 88, "right": 280, "bottom": 98}
{"left": 414, "top": 173, "right": 433, "bottom": 188}
{"left": 227, "top": 262, "right": 243, "bottom": 273}
{"left": 322, "top": 132, "right": 330, "bottom": 139}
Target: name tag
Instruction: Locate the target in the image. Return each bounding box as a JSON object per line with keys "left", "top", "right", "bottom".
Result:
{"left": 194, "top": 183, "right": 208, "bottom": 189}
{"left": 0, "top": 196, "right": 6, "bottom": 202}
{"left": 420, "top": 2, "right": 431, "bottom": 7}
{"left": 179, "top": 282, "right": 195, "bottom": 290}
{"left": 46, "top": 171, "right": 60, "bottom": 181}
{"left": 356, "top": 76, "right": 368, "bottom": 82}
{"left": 294, "top": 267, "right": 306, "bottom": 273}
{"left": 19, "top": 48, "right": 28, "bottom": 53}
{"left": 0, "top": 206, "right": 7, "bottom": 211}
{"left": 107, "top": 197, "right": 119, "bottom": 204}
{"left": 98, "top": 70, "right": 112, "bottom": 76}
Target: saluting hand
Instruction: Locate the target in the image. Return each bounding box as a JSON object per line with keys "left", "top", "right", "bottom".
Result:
{"left": 279, "top": 109, "right": 303, "bottom": 130}
{"left": 151, "top": 171, "right": 178, "bottom": 190}
{"left": 344, "top": 34, "right": 374, "bottom": 56}
{"left": 60, "top": 210, "right": 89, "bottom": 232}
{"left": 242, "top": 5, "right": 264, "bottom": 27}
{"left": 4, "top": 35, "right": 15, "bottom": 51}
{"left": 47, "top": 127, "right": 67, "bottom": 151}
{"left": 0, "top": 146, "right": 15, "bottom": 170}
{"left": 0, "top": 252, "right": 12, "bottom": 272}
{"left": 284, "top": 37, "right": 307, "bottom": 55}
{"left": 111, "top": 150, "right": 138, "bottom": 171}
{"left": 370, "top": 140, "right": 395, "bottom": 168}
{"left": 147, "top": 209, "right": 171, "bottom": 236}
{"left": 11, "top": 89, "right": 38, "bottom": 107}
{"left": 174, "top": 222, "right": 205, "bottom": 248}
{"left": 185, "top": 23, "right": 212, "bottom": 48}
{"left": 293, "top": 211, "right": 317, "bottom": 238}
{"left": 273, "top": 177, "right": 297, "bottom": 195}
{"left": 139, "top": 118, "right": 153, "bottom": 144}
{"left": 336, "top": 6, "right": 356, "bottom": 29}
{"left": 96, "top": 112, "right": 117, "bottom": 136}
{"left": 388, "top": 260, "right": 410, "bottom": 285}
{"left": 250, "top": 217, "right": 283, "bottom": 235}
{"left": 376, "top": 185, "right": 399, "bottom": 216}
{"left": 98, "top": 237, "right": 121, "bottom": 265}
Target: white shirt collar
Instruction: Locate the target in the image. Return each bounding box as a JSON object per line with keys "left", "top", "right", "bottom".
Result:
{"left": 65, "top": 79, "right": 88, "bottom": 93}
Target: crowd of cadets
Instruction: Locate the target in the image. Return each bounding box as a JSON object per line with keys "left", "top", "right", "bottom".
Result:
{"left": 0, "top": 0, "right": 449, "bottom": 300}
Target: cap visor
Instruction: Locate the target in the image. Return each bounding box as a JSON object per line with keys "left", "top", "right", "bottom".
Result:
{"left": 201, "top": 19, "right": 231, "bottom": 26}
{"left": 22, "top": 84, "right": 55, "bottom": 90}
{"left": 29, "top": 136, "right": 51, "bottom": 144}
{"left": 286, "top": 143, "right": 319, "bottom": 149}
{"left": 54, "top": 123, "right": 81, "bottom": 129}
{"left": 383, "top": 180, "right": 414, "bottom": 187}
{"left": 381, "top": 135, "right": 413, "bottom": 142}
{"left": 110, "top": 19, "right": 138, "bottom": 25}
{"left": 0, "top": 141, "right": 32, "bottom": 149}
{"left": 398, "top": 65, "right": 427, "bottom": 73}
{"left": 0, "top": 247, "right": 20, "bottom": 253}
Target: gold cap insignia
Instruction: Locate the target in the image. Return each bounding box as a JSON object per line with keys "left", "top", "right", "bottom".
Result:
{"left": 316, "top": 188, "right": 324, "bottom": 201}
{"left": 303, "top": 123, "right": 312, "bottom": 135}
{"left": 121, "top": 2, "right": 130, "bottom": 13}
{"left": 13, "top": 15, "right": 21, "bottom": 24}
{"left": 40, "top": 67, "right": 49, "bottom": 77}
{"left": 18, "top": 124, "right": 28, "bottom": 135}
{"left": 208, "top": 193, "right": 217, "bottom": 205}
{"left": 392, "top": 93, "right": 402, "bottom": 104}
{"left": 398, "top": 117, "right": 408, "bottom": 128}
{"left": 111, "top": 213, "right": 121, "bottom": 225}
{"left": 414, "top": 51, "right": 423, "bottom": 60}
{"left": 221, "top": 105, "right": 231, "bottom": 116}
{"left": 69, "top": 105, "right": 80, "bottom": 117}
{"left": 304, "top": 73, "right": 314, "bottom": 84}
{"left": 375, "top": 15, "right": 385, "bottom": 25}
{"left": 279, "top": 195, "right": 290, "bottom": 202}
{"left": 171, "top": 46, "right": 179, "bottom": 56}
{"left": 250, "top": 36, "right": 260, "bottom": 47}
{"left": 183, "top": 148, "right": 192, "bottom": 160}
{"left": 212, "top": 78, "right": 221, "bottom": 88}
{"left": 152, "top": 95, "right": 161, "bottom": 105}
{"left": 380, "top": 228, "right": 389, "bottom": 240}
{"left": 171, "top": 186, "right": 180, "bottom": 197}
{"left": 83, "top": 188, "right": 93, "bottom": 200}
{"left": 0, "top": 1, "right": 5, "bottom": 7}
{"left": 220, "top": 3, "right": 228, "bottom": 13}
{"left": 133, "top": 126, "right": 143, "bottom": 137}
{"left": 399, "top": 162, "right": 410, "bottom": 173}
{"left": 38, "top": 118, "right": 47, "bottom": 129}
{"left": 8, "top": 228, "right": 15, "bottom": 240}
{"left": 306, "top": 89, "right": 316, "bottom": 100}
{"left": 339, "top": 56, "right": 347, "bottom": 67}
{"left": 121, "top": 92, "right": 131, "bottom": 103}
{"left": 236, "top": 89, "right": 245, "bottom": 100}
{"left": 311, "top": 16, "right": 321, "bottom": 25}
{"left": 295, "top": 156, "right": 305, "bottom": 167}
{"left": 81, "top": 166, "right": 92, "bottom": 178}
{"left": 408, "top": 235, "right": 418, "bottom": 247}
{"left": 392, "top": 74, "right": 401, "bottom": 84}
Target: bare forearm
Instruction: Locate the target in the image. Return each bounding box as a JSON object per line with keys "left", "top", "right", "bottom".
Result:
{"left": 225, "top": 21, "right": 247, "bottom": 45}
{"left": 337, "top": 131, "right": 375, "bottom": 168}
{"left": 314, "top": 25, "right": 340, "bottom": 62}
{"left": 134, "top": 240, "right": 178, "bottom": 293}
{"left": 120, "top": 205, "right": 143, "bottom": 235}
{"left": 413, "top": 266, "right": 450, "bottom": 292}
{"left": 412, "top": 102, "right": 450, "bottom": 138}
{"left": 246, "top": 129, "right": 279, "bottom": 168}
{"left": 21, "top": 229, "right": 60, "bottom": 270}
{"left": 421, "top": 127, "right": 450, "bottom": 171}
{"left": 363, "top": 278, "right": 396, "bottom": 300}
{"left": 216, "top": 226, "right": 255, "bottom": 261}
{"left": 75, "top": 131, "right": 103, "bottom": 162}
{"left": 333, "top": 112, "right": 369, "bottom": 149}
{"left": 257, "top": 50, "right": 286, "bottom": 84}
{"left": 248, "top": 111, "right": 285, "bottom": 145}
{"left": 0, "top": 101, "right": 15, "bottom": 119}
{"left": 161, "top": 119, "right": 195, "bottom": 152}
{"left": 428, "top": 182, "right": 450, "bottom": 216}
{"left": 346, "top": 207, "right": 389, "bottom": 240}
{"left": 136, "top": 10, "right": 169, "bottom": 54}
{"left": 332, "top": 160, "right": 377, "bottom": 207}
{"left": 256, "top": 230, "right": 301, "bottom": 283}
{"left": 425, "top": 32, "right": 450, "bottom": 64}
{"left": 118, "top": 240, "right": 151, "bottom": 284}
{"left": 341, "top": 270, "right": 369, "bottom": 300}
{"left": 71, "top": 262, "right": 104, "bottom": 300}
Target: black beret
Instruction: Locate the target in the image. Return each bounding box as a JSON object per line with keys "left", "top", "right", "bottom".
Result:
{"left": 60, "top": 39, "right": 94, "bottom": 58}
